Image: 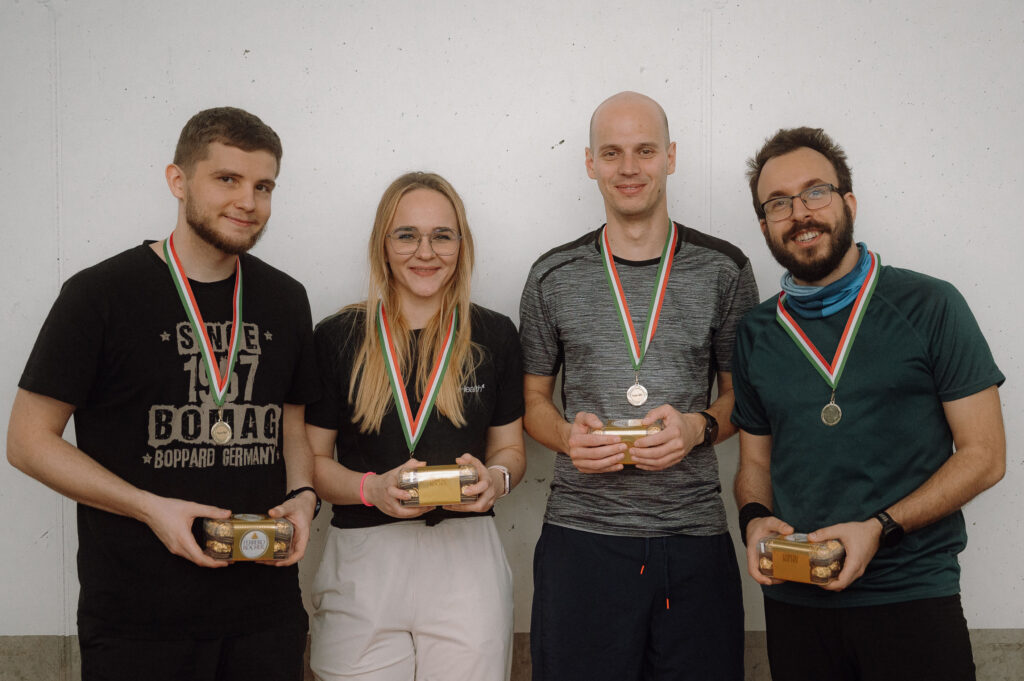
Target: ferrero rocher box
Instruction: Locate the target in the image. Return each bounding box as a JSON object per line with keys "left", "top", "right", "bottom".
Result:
{"left": 591, "top": 419, "right": 664, "bottom": 464}
{"left": 757, "top": 533, "right": 845, "bottom": 585}
{"left": 202, "top": 514, "right": 294, "bottom": 561}
{"left": 399, "top": 464, "right": 478, "bottom": 506}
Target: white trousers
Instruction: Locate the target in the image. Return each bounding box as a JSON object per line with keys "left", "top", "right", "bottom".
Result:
{"left": 310, "top": 516, "right": 513, "bottom": 681}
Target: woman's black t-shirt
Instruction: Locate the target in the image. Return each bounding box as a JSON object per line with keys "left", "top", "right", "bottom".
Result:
{"left": 306, "top": 303, "right": 524, "bottom": 528}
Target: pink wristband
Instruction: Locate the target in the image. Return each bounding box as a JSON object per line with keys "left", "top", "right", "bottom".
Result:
{"left": 359, "top": 471, "right": 377, "bottom": 507}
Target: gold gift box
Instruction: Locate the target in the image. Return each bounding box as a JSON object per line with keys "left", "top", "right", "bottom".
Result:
{"left": 757, "top": 533, "right": 845, "bottom": 585}
{"left": 592, "top": 419, "right": 664, "bottom": 464}
{"left": 399, "top": 464, "right": 479, "bottom": 506}
{"left": 202, "top": 514, "right": 293, "bottom": 561}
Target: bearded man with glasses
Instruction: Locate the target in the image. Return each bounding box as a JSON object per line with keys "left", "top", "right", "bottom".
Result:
{"left": 731, "top": 126, "right": 1006, "bottom": 681}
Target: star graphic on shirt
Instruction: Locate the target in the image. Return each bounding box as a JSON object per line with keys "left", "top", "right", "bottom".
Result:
{"left": 264, "top": 331, "right": 273, "bottom": 341}
{"left": 160, "top": 332, "right": 171, "bottom": 342}
{"left": 142, "top": 453, "right": 152, "bottom": 465}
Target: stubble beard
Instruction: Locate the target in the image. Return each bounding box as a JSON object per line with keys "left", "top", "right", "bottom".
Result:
{"left": 766, "top": 203, "right": 855, "bottom": 284}
{"left": 185, "top": 196, "right": 266, "bottom": 257}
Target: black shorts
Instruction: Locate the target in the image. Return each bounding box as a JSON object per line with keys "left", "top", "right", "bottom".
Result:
{"left": 763, "top": 593, "right": 975, "bottom": 681}
{"left": 79, "top": 621, "right": 308, "bottom": 681}
{"left": 530, "top": 523, "right": 744, "bottom": 681}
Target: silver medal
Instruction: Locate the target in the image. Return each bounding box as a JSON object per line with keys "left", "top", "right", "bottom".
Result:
{"left": 626, "top": 382, "right": 648, "bottom": 407}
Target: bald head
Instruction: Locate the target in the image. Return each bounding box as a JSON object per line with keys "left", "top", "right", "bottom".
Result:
{"left": 589, "top": 91, "right": 670, "bottom": 149}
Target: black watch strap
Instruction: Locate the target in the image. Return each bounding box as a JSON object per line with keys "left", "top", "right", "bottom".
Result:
{"left": 285, "top": 486, "right": 321, "bottom": 519}
{"left": 699, "top": 411, "right": 719, "bottom": 446}
{"left": 874, "top": 510, "right": 904, "bottom": 548}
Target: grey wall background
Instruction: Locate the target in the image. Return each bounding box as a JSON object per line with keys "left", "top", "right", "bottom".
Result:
{"left": 2, "top": 0, "right": 1021, "bottom": 637}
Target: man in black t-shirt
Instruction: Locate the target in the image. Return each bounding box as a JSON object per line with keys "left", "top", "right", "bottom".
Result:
{"left": 8, "top": 107, "right": 319, "bottom": 681}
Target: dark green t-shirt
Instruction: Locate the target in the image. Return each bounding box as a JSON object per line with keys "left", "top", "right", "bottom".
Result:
{"left": 732, "top": 265, "right": 1004, "bottom": 607}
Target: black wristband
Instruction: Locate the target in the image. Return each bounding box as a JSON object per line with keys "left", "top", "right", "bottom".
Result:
{"left": 284, "top": 486, "right": 321, "bottom": 519}
{"left": 738, "top": 502, "right": 773, "bottom": 546}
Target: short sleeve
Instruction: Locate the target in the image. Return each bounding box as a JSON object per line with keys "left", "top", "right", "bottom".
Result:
{"left": 19, "top": 272, "right": 105, "bottom": 406}
{"left": 712, "top": 260, "right": 759, "bottom": 373}
{"left": 924, "top": 281, "right": 1005, "bottom": 402}
{"left": 518, "top": 265, "right": 562, "bottom": 376}
{"left": 304, "top": 312, "right": 358, "bottom": 430}
{"left": 730, "top": 315, "right": 772, "bottom": 436}
{"left": 284, "top": 284, "right": 322, "bottom": 406}
{"left": 489, "top": 314, "right": 525, "bottom": 427}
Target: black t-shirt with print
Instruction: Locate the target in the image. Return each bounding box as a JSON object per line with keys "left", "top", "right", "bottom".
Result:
{"left": 19, "top": 242, "right": 319, "bottom": 638}
{"left": 306, "top": 304, "right": 524, "bottom": 529}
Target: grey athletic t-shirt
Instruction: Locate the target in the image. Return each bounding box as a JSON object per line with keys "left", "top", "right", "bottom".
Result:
{"left": 519, "top": 224, "right": 758, "bottom": 536}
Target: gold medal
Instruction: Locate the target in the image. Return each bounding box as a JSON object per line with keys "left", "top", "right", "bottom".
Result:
{"left": 211, "top": 409, "right": 232, "bottom": 444}
{"left": 821, "top": 392, "right": 842, "bottom": 426}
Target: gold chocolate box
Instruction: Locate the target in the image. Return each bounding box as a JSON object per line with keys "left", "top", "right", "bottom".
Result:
{"left": 399, "top": 464, "right": 479, "bottom": 506}
{"left": 202, "top": 514, "right": 293, "bottom": 561}
{"left": 757, "top": 533, "right": 845, "bottom": 585}
{"left": 592, "top": 419, "right": 664, "bottom": 464}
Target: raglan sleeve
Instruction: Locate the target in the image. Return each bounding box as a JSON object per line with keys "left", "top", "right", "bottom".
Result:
{"left": 712, "top": 258, "right": 760, "bottom": 373}
{"left": 518, "top": 262, "right": 562, "bottom": 377}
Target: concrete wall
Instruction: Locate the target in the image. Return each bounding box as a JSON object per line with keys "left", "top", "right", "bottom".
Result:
{"left": 2, "top": 0, "right": 1021, "bottom": 656}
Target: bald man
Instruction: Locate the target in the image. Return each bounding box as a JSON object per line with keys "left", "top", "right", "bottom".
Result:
{"left": 518, "top": 92, "right": 757, "bottom": 680}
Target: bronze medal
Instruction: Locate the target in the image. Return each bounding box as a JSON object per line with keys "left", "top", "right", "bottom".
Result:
{"left": 821, "top": 401, "right": 842, "bottom": 426}
{"left": 821, "top": 392, "right": 842, "bottom": 426}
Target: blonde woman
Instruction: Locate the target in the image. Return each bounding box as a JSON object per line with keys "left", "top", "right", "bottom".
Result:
{"left": 306, "top": 172, "right": 525, "bottom": 681}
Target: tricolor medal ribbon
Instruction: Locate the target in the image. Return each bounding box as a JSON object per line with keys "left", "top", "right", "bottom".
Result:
{"left": 164, "top": 234, "right": 243, "bottom": 442}
{"left": 376, "top": 301, "right": 458, "bottom": 454}
{"left": 775, "top": 250, "right": 880, "bottom": 425}
{"left": 599, "top": 222, "right": 677, "bottom": 405}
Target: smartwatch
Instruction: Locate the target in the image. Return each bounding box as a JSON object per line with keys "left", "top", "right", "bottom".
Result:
{"left": 873, "top": 510, "right": 904, "bottom": 548}
{"left": 699, "top": 411, "right": 719, "bottom": 446}
{"left": 488, "top": 465, "right": 511, "bottom": 498}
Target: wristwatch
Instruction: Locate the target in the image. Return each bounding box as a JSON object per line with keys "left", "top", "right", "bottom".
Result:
{"left": 873, "top": 510, "right": 904, "bottom": 548}
{"left": 699, "top": 411, "right": 719, "bottom": 446}
{"left": 284, "top": 486, "right": 321, "bottom": 519}
{"left": 488, "top": 465, "right": 511, "bottom": 498}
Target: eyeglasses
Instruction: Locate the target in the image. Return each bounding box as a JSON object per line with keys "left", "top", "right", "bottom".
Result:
{"left": 386, "top": 227, "right": 462, "bottom": 256}
{"left": 760, "top": 183, "right": 839, "bottom": 221}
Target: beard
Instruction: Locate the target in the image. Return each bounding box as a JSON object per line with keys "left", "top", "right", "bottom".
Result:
{"left": 185, "top": 197, "right": 267, "bottom": 256}
{"left": 765, "top": 203, "right": 854, "bottom": 284}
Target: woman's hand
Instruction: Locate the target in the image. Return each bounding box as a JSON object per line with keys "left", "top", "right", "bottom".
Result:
{"left": 443, "top": 453, "right": 500, "bottom": 513}
{"left": 364, "top": 458, "right": 437, "bottom": 519}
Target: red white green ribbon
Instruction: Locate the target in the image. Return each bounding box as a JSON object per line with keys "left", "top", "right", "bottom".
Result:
{"left": 775, "top": 250, "right": 880, "bottom": 388}
{"left": 377, "top": 301, "right": 458, "bottom": 453}
{"left": 599, "top": 222, "right": 677, "bottom": 370}
{"left": 163, "top": 234, "right": 243, "bottom": 407}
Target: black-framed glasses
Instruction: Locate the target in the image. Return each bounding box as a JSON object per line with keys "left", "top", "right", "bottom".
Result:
{"left": 386, "top": 227, "right": 462, "bottom": 256}
{"left": 760, "top": 183, "right": 839, "bottom": 221}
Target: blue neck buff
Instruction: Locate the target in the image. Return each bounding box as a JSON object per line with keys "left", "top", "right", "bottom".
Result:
{"left": 780, "top": 243, "right": 871, "bottom": 319}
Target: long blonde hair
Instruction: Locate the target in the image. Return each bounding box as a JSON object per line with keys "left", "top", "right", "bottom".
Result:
{"left": 347, "top": 172, "right": 478, "bottom": 434}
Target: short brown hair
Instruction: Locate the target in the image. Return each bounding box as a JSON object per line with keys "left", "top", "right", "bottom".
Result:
{"left": 173, "top": 107, "right": 282, "bottom": 176}
{"left": 746, "top": 127, "right": 852, "bottom": 219}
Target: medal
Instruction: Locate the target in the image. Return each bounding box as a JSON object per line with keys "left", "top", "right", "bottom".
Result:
{"left": 211, "top": 410, "right": 233, "bottom": 444}
{"left": 600, "top": 223, "right": 677, "bottom": 408}
{"left": 377, "top": 301, "right": 458, "bottom": 455}
{"left": 164, "top": 234, "right": 243, "bottom": 445}
{"left": 626, "top": 374, "right": 648, "bottom": 406}
{"left": 776, "top": 250, "right": 880, "bottom": 426}
{"left": 821, "top": 392, "right": 842, "bottom": 426}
